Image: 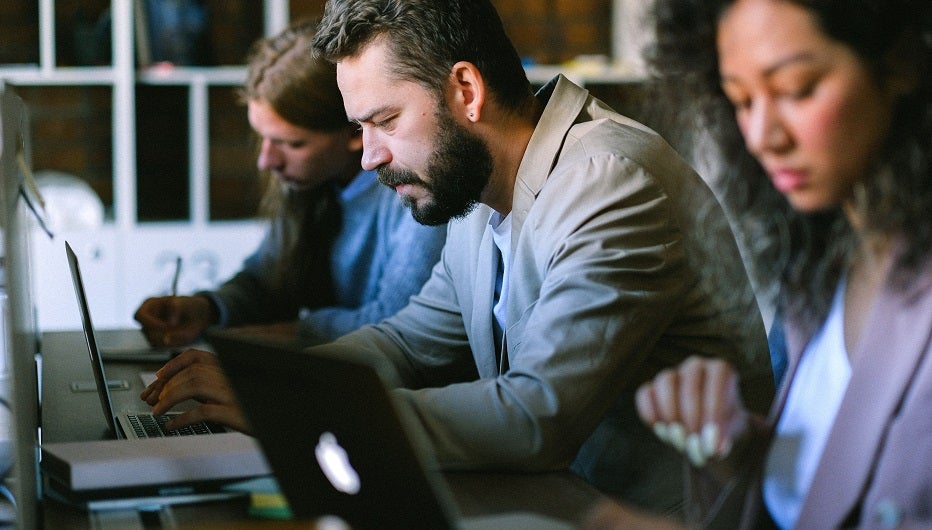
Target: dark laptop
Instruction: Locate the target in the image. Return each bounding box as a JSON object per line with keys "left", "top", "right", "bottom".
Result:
{"left": 210, "top": 331, "right": 574, "bottom": 530}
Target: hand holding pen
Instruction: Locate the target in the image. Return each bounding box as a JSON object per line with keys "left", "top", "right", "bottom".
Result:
{"left": 134, "top": 255, "right": 213, "bottom": 348}
{"left": 170, "top": 255, "right": 182, "bottom": 298}
{"left": 166, "top": 255, "right": 183, "bottom": 342}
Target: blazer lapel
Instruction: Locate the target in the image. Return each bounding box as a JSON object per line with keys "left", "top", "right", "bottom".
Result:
{"left": 797, "top": 265, "right": 932, "bottom": 527}
{"left": 512, "top": 75, "right": 589, "bottom": 248}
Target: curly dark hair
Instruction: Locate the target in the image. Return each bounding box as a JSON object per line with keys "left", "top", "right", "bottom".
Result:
{"left": 648, "top": 0, "right": 932, "bottom": 332}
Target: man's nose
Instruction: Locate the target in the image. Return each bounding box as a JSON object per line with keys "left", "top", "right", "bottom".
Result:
{"left": 360, "top": 130, "right": 391, "bottom": 171}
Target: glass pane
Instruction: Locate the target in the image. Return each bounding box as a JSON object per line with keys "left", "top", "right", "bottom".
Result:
{"left": 57, "top": 1, "right": 112, "bottom": 66}
{"left": 17, "top": 85, "right": 114, "bottom": 221}
{"left": 208, "top": 86, "right": 260, "bottom": 220}
{"left": 136, "top": 85, "right": 189, "bottom": 221}
{"left": 205, "top": 1, "right": 264, "bottom": 65}
{"left": 0, "top": 3, "right": 39, "bottom": 65}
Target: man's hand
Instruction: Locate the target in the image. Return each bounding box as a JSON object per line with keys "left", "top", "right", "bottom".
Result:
{"left": 139, "top": 348, "right": 251, "bottom": 433}
{"left": 134, "top": 295, "right": 215, "bottom": 347}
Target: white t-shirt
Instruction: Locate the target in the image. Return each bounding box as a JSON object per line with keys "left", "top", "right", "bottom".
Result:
{"left": 489, "top": 212, "right": 511, "bottom": 370}
{"left": 763, "top": 278, "right": 852, "bottom": 529}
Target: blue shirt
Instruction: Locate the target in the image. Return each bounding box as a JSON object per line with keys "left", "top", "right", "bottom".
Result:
{"left": 208, "top": 170, "right": 446, "bottom": 342}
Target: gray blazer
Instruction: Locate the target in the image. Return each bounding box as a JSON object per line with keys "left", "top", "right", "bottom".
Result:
{"left": 309, "top": 76, "right": 773, "bottom": 512}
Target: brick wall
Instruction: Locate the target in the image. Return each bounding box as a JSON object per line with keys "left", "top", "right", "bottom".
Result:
{"left": 495, "top": 0, "right": 612, "bottom": 65}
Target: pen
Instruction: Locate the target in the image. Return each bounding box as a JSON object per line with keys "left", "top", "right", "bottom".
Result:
{"left": 171, "top": 255, "right": 182, "bottom": 297}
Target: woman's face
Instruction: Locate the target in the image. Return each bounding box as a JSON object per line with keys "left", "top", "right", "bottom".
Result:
{"left": 717, "top": 0, "right": 902, "bottom": 213}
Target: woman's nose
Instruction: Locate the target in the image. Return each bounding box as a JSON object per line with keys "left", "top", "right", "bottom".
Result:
{"left": 743, "top": 98, "right": 790, "bottom": 155}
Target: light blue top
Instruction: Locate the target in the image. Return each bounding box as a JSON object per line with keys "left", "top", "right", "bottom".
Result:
{"left": 207, "top": 170, "right": 447, "bottom": 343}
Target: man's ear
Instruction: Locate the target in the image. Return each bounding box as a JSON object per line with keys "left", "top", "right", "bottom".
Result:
{"left": 449, "top": 61, "right": 485, "bottom": 123}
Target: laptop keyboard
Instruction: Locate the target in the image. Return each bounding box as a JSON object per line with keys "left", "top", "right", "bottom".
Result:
{"left": 126, "top": 413, "right": 225, "bottom": 438}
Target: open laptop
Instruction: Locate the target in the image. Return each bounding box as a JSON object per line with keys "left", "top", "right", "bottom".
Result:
{"left": 65, "top": 241, "right": 225, "bottom": 439}
{"left": 210, "top": 331, "right": 575, "bottom": 530}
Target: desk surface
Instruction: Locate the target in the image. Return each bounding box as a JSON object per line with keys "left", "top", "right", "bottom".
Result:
{"left": 39, "top": 330, "right": 606, "bottom": 528}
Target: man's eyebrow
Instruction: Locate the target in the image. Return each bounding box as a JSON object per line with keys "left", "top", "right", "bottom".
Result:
{"left": 349, "top": 105, "right": 393, "bottom": 125}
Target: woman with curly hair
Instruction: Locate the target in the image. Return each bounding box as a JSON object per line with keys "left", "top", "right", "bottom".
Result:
{"left": 586, "top": 0, "right": 932, "bottom": 528}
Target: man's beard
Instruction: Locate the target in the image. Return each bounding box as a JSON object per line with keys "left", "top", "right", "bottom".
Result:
{"left": 377, "top": 110, "right": 493, "bottom": 226}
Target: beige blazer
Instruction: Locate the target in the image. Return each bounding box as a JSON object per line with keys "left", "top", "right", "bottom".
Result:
{"left": 311, "top": 75, "right": 773, "bottom": 512}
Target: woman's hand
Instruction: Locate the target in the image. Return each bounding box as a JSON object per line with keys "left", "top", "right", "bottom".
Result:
{"left": 635, "top": 356, "right": 751, "bottom": 466}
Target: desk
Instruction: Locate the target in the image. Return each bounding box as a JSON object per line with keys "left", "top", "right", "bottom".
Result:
{"left": 38, "top": 330, "right": 607, "bottom": 528}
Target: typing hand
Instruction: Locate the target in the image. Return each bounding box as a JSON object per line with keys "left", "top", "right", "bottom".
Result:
{"left": 139, "top": 348, "right": 252, "bottom": 434}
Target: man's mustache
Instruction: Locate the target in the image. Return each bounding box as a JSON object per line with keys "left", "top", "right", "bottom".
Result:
{"left": 377, "top": 167, "right": 426, "bottom": 188}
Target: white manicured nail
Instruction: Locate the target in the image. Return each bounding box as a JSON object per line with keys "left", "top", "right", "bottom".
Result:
{"left": 701, "top": 423, "right": 719, "bottom": 457}
{"left": 686, "top": 433, "right": 707, "bottom": 467}
{"left": 653, "top": 422, "right": 669, "bottom": 443}
{"left": 668, "top": 423, "right": 686, "bottom": 452}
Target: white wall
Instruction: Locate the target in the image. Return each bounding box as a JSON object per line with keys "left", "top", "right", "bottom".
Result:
{"left": 32, "top": 221, "right": 265, "bottom": 331}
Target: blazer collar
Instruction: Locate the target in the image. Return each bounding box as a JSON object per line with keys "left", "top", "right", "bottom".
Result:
{"left": 510, "top": 75, "right": 589, "bottom": 248}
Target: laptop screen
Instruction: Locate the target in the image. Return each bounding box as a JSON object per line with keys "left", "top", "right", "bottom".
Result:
{"left": 210, "top": 331, "right": 457, "bottom": 529}
{"left": 65, "top": 241, "right": 122, "bottom": 438}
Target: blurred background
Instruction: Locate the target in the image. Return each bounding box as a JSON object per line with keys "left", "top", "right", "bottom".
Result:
{"left": 0, "top": 0, "right": 655, "bottom": 330}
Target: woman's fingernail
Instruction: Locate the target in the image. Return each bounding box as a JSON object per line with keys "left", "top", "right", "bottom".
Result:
{"left": 668, "top": 423, "right": 686, "bottom": 452}
{"left": 686, "top": 433, "right": 707, "bottom": 467}
{"left": 701, "top": 423, "right": 719, "bottom": 457}
{"left": 653, "top": 422, "right": 669, "bottom": 443}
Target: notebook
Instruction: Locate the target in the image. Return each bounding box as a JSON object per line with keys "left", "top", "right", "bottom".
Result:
{"left": 65, "top": 240, "right": 225, "bottom": 440}
{"left": 210, "top": 331, "right": 575, "bottom": 530}
{"left": 99, "top": 333, "right": 179, "bottom": 363}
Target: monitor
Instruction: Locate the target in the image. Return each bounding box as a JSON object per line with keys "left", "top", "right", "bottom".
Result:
{"left": 0, "top": 80, "right": 45, "bottom": 528}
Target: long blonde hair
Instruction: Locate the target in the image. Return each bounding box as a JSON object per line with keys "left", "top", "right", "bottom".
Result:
{"left": 238, "top": 19, "right": 355, "bottom": 310}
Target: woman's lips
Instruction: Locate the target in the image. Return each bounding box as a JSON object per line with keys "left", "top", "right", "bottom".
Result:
{"left": 770, "top": 168, "right": 808, "bottom": 194}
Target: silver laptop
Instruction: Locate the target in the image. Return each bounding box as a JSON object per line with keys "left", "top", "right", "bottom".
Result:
{"left": 210, "top": 330, "right": 574, "bottom": 530}
{"left": 65, "top": 241, "right": 225, "bottom": 439}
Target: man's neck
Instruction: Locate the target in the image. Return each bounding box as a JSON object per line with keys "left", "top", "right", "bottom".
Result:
{"left": 481, "top": 98, "right": 542, "bottom": 216}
